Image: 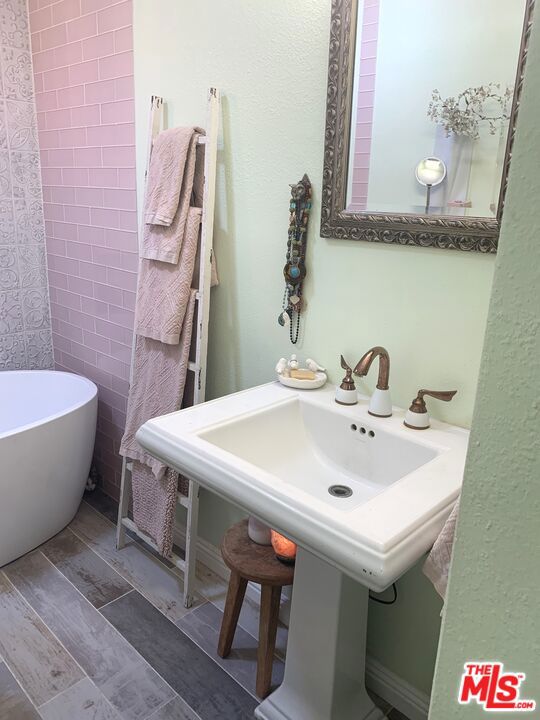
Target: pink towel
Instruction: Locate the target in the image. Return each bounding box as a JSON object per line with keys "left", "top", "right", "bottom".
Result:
{"left": 135, "top": 207, "right": 202, "bottom": 344}
{"left": 130, "top": 463, "right": 179, "bottom": 557}
{"left": 120, "top": 290, "right": 197, "bottom": 480}
{"left": 121, "top": 126, "right": 211, "bottom": 557}
{"left": 423, "top": 499, "right": 460, "bottom": 599}
{"left": 144, "top": 126, "right": 203, "bottom": 226}
{"left": 142, "top": 127, "right": 204, "bottom": 263}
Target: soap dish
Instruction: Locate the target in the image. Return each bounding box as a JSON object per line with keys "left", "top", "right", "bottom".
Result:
{"left": 277, "top": 371, "right": 327, "bottom": 390}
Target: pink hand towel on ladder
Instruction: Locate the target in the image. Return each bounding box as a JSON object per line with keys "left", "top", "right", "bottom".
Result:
{"left": 120, "top": 291, "right": 197, "bottom": 556}
{"left": 142, "top": 127, "right": 204, "bottom": 263}
{"left": 135, "top": 207, "right": 202, "bottom": 344}
{"left": 121, "top": 126, "right": 207, "bottom": 557}
{"left": 120, "top": 290, "right": 197, "bottom": 482}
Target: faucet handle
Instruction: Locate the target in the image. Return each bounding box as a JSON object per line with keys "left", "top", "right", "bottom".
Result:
{"left": 418, "top": 389, "right": 457, "bottom": 405}
{"left": 335, "top": 355, "right": 358, "bottom": 405}
{"left": 404, "top": 389, "right": 457, "bottom": 429}
{"left": 340, "top": 354, "right": 351, "bottom": 372}
{"left": 339, "top": 355, "right": 356, "bottom": 391}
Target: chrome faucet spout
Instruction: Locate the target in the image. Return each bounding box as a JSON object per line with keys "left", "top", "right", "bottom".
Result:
{"left": 353, "top": 346, "right": 390, "bottom": 391}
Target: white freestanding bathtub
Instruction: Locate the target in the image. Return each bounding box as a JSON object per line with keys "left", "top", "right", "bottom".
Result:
{"left": 0, "top": 370, "right": 97, "bottom": 567}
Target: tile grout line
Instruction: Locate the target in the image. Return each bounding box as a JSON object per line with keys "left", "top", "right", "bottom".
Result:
{"left": 36, "top": 675, "right": 119, "bottom": 718}
{"left": 0, "top": 568, "right": 88, "bottom": 711}
{"left": 99, "top": 576, "right": 264, "bottom": 705}
{"left": 36, "top": 676, "right": 88, "bottom": 711}
{"left": 84, "top": 497, "right": 268, "bottom": 640}
{"left": 0, "top": 654, "right": 43, "bottom": 717}
{"left": 80, "top": 499, "right": 214, "bottom": 604}
{"left": 97, "top": 585, "right": 134, "bottom": 610}
{"left": 145, "top": 693, "right": 205, "bottom": 720}
{"left": 173, "top": 612, "right": 267, "bottom": 702}
{"left": 30, "top": 1, "right": 131, "bottom": 33}
{"left": 33, "top": 532, "right": 229, "bottom": 713}
{"left": 3, "top": 540, "right": 394, "bottom": 720}
{"left": 36, "top": 676, "right": 85, "bottom": 710}
{"left": 34, "top": 25, "right": 132, "bottom": 57}
{"left": 31, "top": 549, "right": 184, "bottom": 714}
{"left": 0, "top": 574, "right": 46, "bottom": 716}
{"left": 83, "top": 499, "right": 286, "bottom": 700}
{"left": 51, "top": 524, "right": 136, "bottom": 595}
{"left": 75, "top": 500, "right": 200, "bottom": 599}
{"left": 78, "top": 498, "right": 230, "bottom": 619}
{"left": 3, "top": 493, "right": 403, "bottom": 719}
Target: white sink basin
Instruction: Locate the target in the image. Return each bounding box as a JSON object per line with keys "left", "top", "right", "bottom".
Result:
{"left": 137, "top": 382, "right": 468, "bottom": 592}
{"left": 200, "top": 395, "right": 438, "bottom": 511}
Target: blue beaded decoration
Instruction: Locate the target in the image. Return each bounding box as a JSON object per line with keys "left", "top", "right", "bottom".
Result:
{"left": 280, "top": 174, "right": 312, "bottom": 344}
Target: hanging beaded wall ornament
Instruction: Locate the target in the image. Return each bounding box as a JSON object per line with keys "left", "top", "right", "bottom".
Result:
{"left": 278, "top": 173, "right": 312, "bottom": 344}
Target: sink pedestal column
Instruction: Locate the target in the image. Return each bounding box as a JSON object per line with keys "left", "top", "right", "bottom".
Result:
{"left": 255, "top": 548, "right": 384, "bottom": 720}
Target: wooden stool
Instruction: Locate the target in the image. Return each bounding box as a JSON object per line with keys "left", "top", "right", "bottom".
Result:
{"left": 218, "top": 520, "right": 294, "bottom": 698}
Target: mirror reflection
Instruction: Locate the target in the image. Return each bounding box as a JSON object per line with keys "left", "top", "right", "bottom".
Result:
{"left": 346, "top": 0, "right": 527, "bottom": 218}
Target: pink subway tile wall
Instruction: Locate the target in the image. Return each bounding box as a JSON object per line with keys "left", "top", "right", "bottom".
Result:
{"left": 29, "top": 0, "right": 137, "bottom": 499}
{"left": 349, "top": 0, "right": 379, "bottom": 212}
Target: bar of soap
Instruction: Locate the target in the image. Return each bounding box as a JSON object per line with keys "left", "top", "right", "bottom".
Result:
{"left": 290, "top": 369, "right": 316, "bottom": 380}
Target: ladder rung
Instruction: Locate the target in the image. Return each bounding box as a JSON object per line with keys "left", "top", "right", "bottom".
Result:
{"left": 177, "top": 492, "right": 190, "bottom": 508}
{"left": 121, "top": 518, "right": 186, "bottom": 571}
{"left": 197, "top": 136, "right": 207, "bottom": 145}
{"left": 122, "top": 518, "right": 158, "bottom": 551}
{"left": 188, "top": 361, "right": 200, "bottom": 373}
{"left": 171, "top": 554, "right": 186, "bottom": 572}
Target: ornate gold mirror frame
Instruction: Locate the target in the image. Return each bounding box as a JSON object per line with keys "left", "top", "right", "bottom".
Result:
{"left": 320, "top": 0, "right": 535, "bottom": 253}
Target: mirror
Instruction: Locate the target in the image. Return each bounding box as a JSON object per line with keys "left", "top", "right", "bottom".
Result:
{"left": 321, "top": 0, "right": 534, "bottom": 252}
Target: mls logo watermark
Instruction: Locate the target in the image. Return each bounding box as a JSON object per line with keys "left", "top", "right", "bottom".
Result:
{"left": 459, "top": 662, "right": 536, "bottom": 712}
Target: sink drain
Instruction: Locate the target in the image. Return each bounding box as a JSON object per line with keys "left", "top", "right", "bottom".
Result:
{"left": 328, "top": 484, "right": 353, "bottom": 498}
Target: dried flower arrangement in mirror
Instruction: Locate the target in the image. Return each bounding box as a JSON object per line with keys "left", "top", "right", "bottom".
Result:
{"left": 427, "top": 83, "right": 514, "bottom": 139}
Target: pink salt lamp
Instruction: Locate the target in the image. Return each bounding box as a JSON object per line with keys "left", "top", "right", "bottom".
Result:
{"left": 271, "top": 530, "right": 297, "bottom": 564}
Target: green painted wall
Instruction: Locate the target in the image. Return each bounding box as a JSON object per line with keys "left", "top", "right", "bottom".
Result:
{"left": 429, "top": 13, "right": 540, "bottom": 720}
{"left": 133, "top": 1, "right": 495, "bottom": 696}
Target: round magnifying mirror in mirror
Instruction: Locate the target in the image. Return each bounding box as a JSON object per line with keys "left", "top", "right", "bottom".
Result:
{"left": 415, "top": 157, "right": 447, "bottom": 187}
{"left": 415, "top": 157, "right": 447, "bottom": 214}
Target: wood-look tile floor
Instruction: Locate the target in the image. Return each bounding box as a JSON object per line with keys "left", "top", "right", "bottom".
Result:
{"left": 0, "top": 489, "right": 411, "bottom": 720}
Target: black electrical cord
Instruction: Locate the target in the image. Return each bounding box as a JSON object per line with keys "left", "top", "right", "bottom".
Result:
{"left": 369, "top": 582, "right": 398, "bottom": 605}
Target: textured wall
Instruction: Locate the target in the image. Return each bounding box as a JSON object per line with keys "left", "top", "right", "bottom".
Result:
{"left": 134, "top": 0, "right": 495, "bottom": 695}
{"left": 29, "top": 0, "right": 137, "bottom": 497}
{"left": 429, "top": 13, "right": 540, "bottom": 719}
{"left": 0, "top": 0, "right": 52, "bottom": 371}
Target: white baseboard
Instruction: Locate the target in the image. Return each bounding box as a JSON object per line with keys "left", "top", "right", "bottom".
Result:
{"left": 174, "top": 528, "right": 430, "bottom": 720}
{"left": 365, "top": 657, "right": 430, "bottom": 720}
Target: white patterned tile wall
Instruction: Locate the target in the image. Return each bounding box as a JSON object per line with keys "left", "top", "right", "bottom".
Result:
{"left": 0, "top": 0, "right": 52, "bottom": 370}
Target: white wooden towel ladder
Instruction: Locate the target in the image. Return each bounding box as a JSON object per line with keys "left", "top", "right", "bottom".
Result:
{"left": 116, "top": 88, "right": 220, "bottom": 608}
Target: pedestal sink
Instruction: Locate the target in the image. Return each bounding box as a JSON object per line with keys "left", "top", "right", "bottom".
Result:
{"left": 137, "top": 383, "right": 468, "bottom": 720}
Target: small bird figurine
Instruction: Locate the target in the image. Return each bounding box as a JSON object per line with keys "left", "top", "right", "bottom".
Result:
{"left": 306, "top": 358, "right": 326, "bottom": 373}
{"left": 288, "top": 354, "right": 299, "bottom": 370}
{"left": 275, "top": 358, "right": 288, "bottom": 375}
